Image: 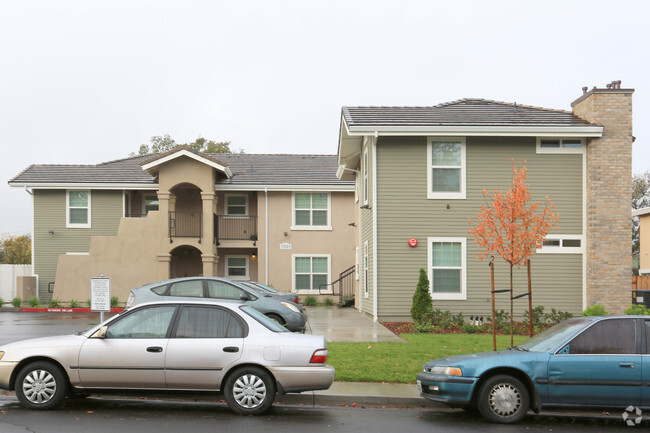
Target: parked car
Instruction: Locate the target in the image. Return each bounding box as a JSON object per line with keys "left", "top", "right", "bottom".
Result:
{"left": 416, "top": 316, "right": 650, "bottom": 424}
{"left": 0, "top": 300, "right": 334, "bottom": 415}
{"left": 126, "top": 277, "right": 306, "bottom": 332}
{"left": 240, "top": 281, "right": 301, "bottom": 305}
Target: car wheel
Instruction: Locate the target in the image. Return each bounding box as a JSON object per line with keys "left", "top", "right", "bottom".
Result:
{"left": 477, "top": 374, "right": 529, "bottom": 424}
{"left": 224, "top": 366, "right": 276, "bottom": 415}
{"left": 15, "top": 361, "right": 68, "bottom": 410}
{"left": 265, "top": 313, "right": 285, "bottom": 326}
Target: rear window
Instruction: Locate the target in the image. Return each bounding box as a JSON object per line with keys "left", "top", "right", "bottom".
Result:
{"left": 240, "top": 306, "right": 289, "bottom": 332}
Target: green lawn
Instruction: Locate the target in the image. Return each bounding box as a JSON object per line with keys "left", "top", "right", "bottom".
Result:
{"left": 327, "top": 333, "right": 528, "bottom": 383}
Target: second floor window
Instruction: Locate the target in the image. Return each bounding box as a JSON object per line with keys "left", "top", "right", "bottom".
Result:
{"left": 226, "top": 195, "right": 248, "bottom": 216}
{"left": 67, "top": 190, "right": 91, "bottom": 228}
{"left": 428, "top": 137, "right": 466, "bottom": 200}
{"left": 293, "top": 192, "right": 330, "bottom": 229}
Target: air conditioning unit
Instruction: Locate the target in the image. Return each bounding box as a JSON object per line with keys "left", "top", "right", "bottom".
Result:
{"left": 631, "top": 290, "right": 650, "bottom": 308}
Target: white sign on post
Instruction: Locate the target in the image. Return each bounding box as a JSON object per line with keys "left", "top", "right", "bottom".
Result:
{"left": 91, "top": 276, "right": 111, "bottom": 312}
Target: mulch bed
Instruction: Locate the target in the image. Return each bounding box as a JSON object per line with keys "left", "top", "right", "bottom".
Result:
{"left": 381, "top": 321, "right": 542, "bottom": 336}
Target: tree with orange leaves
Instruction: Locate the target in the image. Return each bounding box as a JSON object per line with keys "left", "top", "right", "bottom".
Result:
{"left": 469, "top": 160, "right": 558, "bottom": 347}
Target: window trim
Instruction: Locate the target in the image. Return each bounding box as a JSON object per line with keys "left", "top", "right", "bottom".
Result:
{"left": 536, "top": 137, "right": 585, "bottom": 154}
{"left": 292, "top": 254, "right": 331, "bottom": 294}
{"left": 66, "top": 190, "right": 91, "bottom": 228}
{"left": 427, "top": 137, "right": 466, "bottom": 200}
{"left": 225, "top": 255, "right": 250, "bottom": 280}
{"left": 363, "top": 147, "right": 369, "bottom": 205}
{"left": 225, "top": 194, "right": 249, "bottom": 217}
{"left": 363, "top": 241, "right": 369, "bottom": 298}
{"left": 428, "top": 237, "right": 467, "bottom": 301}
{"left": 291, "top": 192, "right": 332, "bottom": 230}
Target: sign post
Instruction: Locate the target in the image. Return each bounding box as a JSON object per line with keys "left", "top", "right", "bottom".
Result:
{"left": 91, "top": 276, "right": 111, "bottom": 322}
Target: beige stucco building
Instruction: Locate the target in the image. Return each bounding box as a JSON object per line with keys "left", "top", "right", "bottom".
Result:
{"left": 9, "top": 148, "right": 357, "bottom": 304}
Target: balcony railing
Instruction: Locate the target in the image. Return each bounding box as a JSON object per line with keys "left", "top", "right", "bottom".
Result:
{"left": 214, "top": 215, "right": 258, "bottom": 245}
{"left": 169, "top": 211, "right": 202, "bottom": 242}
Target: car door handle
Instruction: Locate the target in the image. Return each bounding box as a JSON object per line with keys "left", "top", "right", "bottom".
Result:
{"left": 147, "top": 346, "right": 163, "bottom": 353}
{"left": 223, "top": 346, "right": 239, "bottom": 353}
{"left": 619, "top": 362, "right": 635, "bottom": 368}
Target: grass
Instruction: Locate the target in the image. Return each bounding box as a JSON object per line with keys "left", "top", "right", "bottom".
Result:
{"left": 328, "top": 333, "right": 528, "bottom": 384}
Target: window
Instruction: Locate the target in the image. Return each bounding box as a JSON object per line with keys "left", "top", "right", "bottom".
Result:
{"left": 175, "top": 306, "right": 245, "bottom": 338}
{"left": 363, "top": 241, "right": 369, "bottom": 297}
{"left": 427, "top": 138, "right": 466, "bottom": 199}
{"left": 428, "top": 237, "right": 467, "bottom": 300}
{"left": 226, "top": 195, "right": 248, "bottom": 216}
{"left": 168, "top": 280, "right": 204, "bottom": 297}
{"left": 144, "top": 195, "right": 159, "bottom": 214}
{"left": 292, "top": 193, "right": 331, "bottom": 229}
{"left": 67, "top": 190, "right": 91, "bottom": 228}
{"left": 536, "top": 138, "right": 585, "bottom": 154}
{"left": 226, "top": 256, "right": 249, "bottom": 280}
{"left": 363, "top": 147, "right": 369, "bottom": 204}
{"left": 564, "top": 319, "right": 637, "bottom": 355}
{"left": 106, "top": 306, "right": 176, "bottom": 339}
{"left": 294, "top": 255, "right": 330, "bottom": 292}
{"left": 538, "top": 235, "right": 584, "bottom": 254}
{"left": 206, "top": 280, "right": 245, "bottom": 300}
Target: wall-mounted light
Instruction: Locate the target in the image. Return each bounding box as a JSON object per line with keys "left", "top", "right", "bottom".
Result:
{"left": 348, "top": 222, "right": 356, "bottom": 227}
{"left": 251, "top": 253, "right": 257, "bottom": 260}
{"left": 284, "top": 232, "right": 288, "bottom": 237}
{"left": 48, "top": 230, "right": 55, "bottom": 235}
{"left": 360, "top": 204, "right": 371, "bottom": 210}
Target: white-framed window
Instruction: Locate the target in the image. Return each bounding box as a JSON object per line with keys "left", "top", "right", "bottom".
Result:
{"left": 225, "top": 194, "right": 248, "bottom": 216}
{"left": 291, "top": 192, "right": 331, "bottom": 230}
{"left": 363, "top": 147, "right": 369, "bottom": 205}
{"left": 225, "top": 255, "right": 249, "bottom": 280}
{"left": 536, "top": 138, "right": 585, "bottom": 154}
{"left": 293, "top": 255, "right": 330, "bottom": 293}
{"left": 363, "top": 241, "right": 369, "bottom": 298}
{"left": 537, "top": 235, "right": 584, "bottom": 254}
{"left": 66, "top": 190, "right": 91, "bottom": 228}
{"left": 427, "top": 137, "right": 466, "bottom": 199}
{"left": 355, "top": 246, "right": 360, "bottom": 281}
{"left": 428, "top": 237, "right": 467, "bottom": 300}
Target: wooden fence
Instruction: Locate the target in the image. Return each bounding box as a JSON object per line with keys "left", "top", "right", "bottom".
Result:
{"left": 632, "top": 276, "right": 650, "bottom": 291}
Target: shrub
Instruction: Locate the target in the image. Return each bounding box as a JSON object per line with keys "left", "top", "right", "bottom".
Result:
{"left": 412, "top": 320, "right": 435, "bottom": 333}
{"left": 544, "top": 308, "right": 573, "bottom": 323}
{"left": 304, "top": 296, "right": 317, "bottom": 307}
{"left": 522, "top": 305, "right": 545, "bottom": 326}
{"left": 324, "top": 297, "right": 334, "bottom": 306}
{"left": 487, "top": 309, "right": 510, "bottom": 333}
{"left": 49, "top": 299, "right": 61, "bottom": 308}
{"left": 625, "top": 304, "right": 650, "bottom": 315}
{"left": 12, "top": 297, "right": 22, "bottom": 307}
{"left": 411, "top": 269, "right": 434, "bottom": 323}
{"left": 461, "top": 322, "right": 480, "bottom": 333}
{"left": 0, "top": 297, "right": 3, "bottom": 307}
{"left": 582, "top": 304, "right": 609, "bottom": 316}
{"left": 110, "top": 296, "right": 119, "bottom": 308}
{"left": 28, "top": 297, "right": 39, "bottom": 307}
{"left": 69, "top": 299, "right": 79, "bottom": 308}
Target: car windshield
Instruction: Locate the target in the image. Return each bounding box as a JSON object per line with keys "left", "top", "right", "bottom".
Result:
{"left": 252, "top": 282, "right": 278, "bottom": 293}
{"left": 517, "top": 318, "right": 593, "bottom": 352}
{"left": 240, "top": 306, "right": 289, "bottom": 332}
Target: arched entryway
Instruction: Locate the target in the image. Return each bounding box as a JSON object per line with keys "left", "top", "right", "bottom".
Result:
{"left": 170, "top": 245, "right": 202, "bottom": 278}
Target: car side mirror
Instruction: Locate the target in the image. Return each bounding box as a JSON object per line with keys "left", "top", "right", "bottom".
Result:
{"left": 91, "top": 326, "right": 108, "bottom": 339}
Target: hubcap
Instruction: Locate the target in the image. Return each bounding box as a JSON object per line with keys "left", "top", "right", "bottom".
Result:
{"left": 23, "top": 369, "right": 57, "bottom": 404}
{"left": 232, "top": 374, "right": 267, "bottom": 408}
{"left": 488, "top": 383, "right": 521, "bottom": 417}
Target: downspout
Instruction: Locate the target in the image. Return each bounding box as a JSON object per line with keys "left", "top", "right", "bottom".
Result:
{"left": 372, "top": 134, "right": 379, "bottom": 322}
{"left": 25, "top": 187, "right": 35, "bottom": 294}
{"left": 265, "top": 187, "right": 269, "bottom": 285}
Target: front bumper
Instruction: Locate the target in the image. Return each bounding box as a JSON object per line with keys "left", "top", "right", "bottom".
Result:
{"left": 270, "top": 364, "right": 335, "bottom": 393}
{"left": 416, "top": 372, "right": 477, "bottom": 406}
{"left": 0, "top": 361, "right": 19, "bottom": 390}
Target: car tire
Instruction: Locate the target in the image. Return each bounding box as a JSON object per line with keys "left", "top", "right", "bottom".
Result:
{"left": 223, "top": 366, "right": 276, "bottom": 415}
{"left": 265, "top": 313, "right": 286, "bottom": 326}
{"left": 477, "top": 374, "right": 529, "bottom": 424}
{"left": 15, "top": 361, "right": 68, "bottom": 410}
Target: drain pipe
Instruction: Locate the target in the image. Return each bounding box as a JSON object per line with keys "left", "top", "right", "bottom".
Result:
{"left": 265, "top": 187, "right": 269, "bottom": 284}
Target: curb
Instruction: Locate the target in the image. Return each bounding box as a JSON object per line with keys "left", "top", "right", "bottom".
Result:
{"left": 0, "top": 307, "right": 124, "bottom": 313}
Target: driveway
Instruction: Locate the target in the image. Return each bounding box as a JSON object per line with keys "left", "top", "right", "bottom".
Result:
{"left": 304, "top": 306, "right": 403, "bottom": 342}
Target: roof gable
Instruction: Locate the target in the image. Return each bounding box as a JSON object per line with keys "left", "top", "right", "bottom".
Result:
{"left": 141, "top": 146, "right": 232, "bottom": 178}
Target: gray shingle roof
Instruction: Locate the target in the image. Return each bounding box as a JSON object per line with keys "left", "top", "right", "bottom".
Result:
{"left": 9, "top": 154, "right": 352, "bottom": 188}
{"left": 343, "top": 98, "right": 596, "bottom": 128}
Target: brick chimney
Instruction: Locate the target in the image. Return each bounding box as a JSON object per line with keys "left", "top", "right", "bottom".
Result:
{"left": 572, "top": 80, "right": 634, "bottom": 314}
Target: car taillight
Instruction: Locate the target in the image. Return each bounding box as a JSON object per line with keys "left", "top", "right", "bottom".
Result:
{"left": 126, "top": 293, "right": 135, "bottom": 309}
{"left": 293, "top": 296, "right": 299, "bottom": 304}
{"left": 309, "top": 349, "right": 328, "bottom": 364}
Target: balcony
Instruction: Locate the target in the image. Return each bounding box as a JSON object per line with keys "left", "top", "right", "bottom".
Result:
{"left": 214, "top": 214, "right": 258, "bottom": 245}
{"left": 169, "top": 211, "right": 202, "bottom": 242}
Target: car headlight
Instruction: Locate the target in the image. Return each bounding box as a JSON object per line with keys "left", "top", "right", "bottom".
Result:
{"left": 425, "top": 366, "right": 462, "bottom": 376}
{"left": 281, "top": 302, "right": 301, "bottom": 313}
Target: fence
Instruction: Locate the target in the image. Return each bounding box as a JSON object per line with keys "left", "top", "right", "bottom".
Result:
{"left": 632, "top": 275, "right": 650, "bottom": 291}
{"left": 0, "top": 264, "right": 33, "bottom": 303}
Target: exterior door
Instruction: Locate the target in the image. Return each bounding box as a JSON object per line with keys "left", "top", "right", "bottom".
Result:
{"left": 547, "top": 318, "right": 641, "bottom": 406}
{"left": 78, "top": 305, "right": 176, "bottom": 388}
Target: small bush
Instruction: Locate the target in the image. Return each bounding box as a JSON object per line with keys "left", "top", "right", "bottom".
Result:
{"left": 582, "top": 304, "right": 609, "bottom": 316}
{"left": 49, "top": 299, "right": 61, "bottom": 308}
{"left": 487, "top": 309, "right": 511, "bottom": 333}
{"left": 110, "top": 296, "right": 119, "bottom": 308}
{"left": 625, "top": 304, "right": 650, "bottom": 315}
{"left": 413, "top": 320, "right": 435, "bottom": 333}
{"left": 28, "top": 297, "right": 40, "bottom": 308}
{"left": 86, "top": 299, "right": 91, "bottom": 307}
{"left": 0, "top": 297, "right": 4, "bottom": 307}
{"left": 461, "top": 322, "right": 480, "bottom": 333}
{"left": 522, "top": 305, "right": 545, "bottom": 326}
{"left": 411, "top": 269, "right": 434, "bottom": 323}
{"left": 324, "top": 297, "right": 334, "bottom": 306}
{"left": 69, "top": 299, "right": 79, "bottom": 308}
{"left": 12, "top": 297, "right": 22, "bottom": 307}
{"left": 544, "top": 308, "right": 573, "bottom": 323}
{"left": 304, "top": 296, "right": 317, "bottom": 307}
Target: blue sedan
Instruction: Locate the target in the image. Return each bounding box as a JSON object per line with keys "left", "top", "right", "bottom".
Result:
{"left": 416, "top": 316, "right": 649, "bottom": 423}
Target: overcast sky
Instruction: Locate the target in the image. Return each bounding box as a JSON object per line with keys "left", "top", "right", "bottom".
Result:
{"left": 2, "top": 0, "right": 649, "bottom": 235}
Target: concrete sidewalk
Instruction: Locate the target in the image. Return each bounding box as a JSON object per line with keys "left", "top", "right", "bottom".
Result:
{"left": 303, "top": 306, "right": 403, "bottom": 343}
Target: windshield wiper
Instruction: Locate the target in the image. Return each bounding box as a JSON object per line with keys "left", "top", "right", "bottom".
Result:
{"left": 510, "top": 345, "right": 529, "bottom": 352}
